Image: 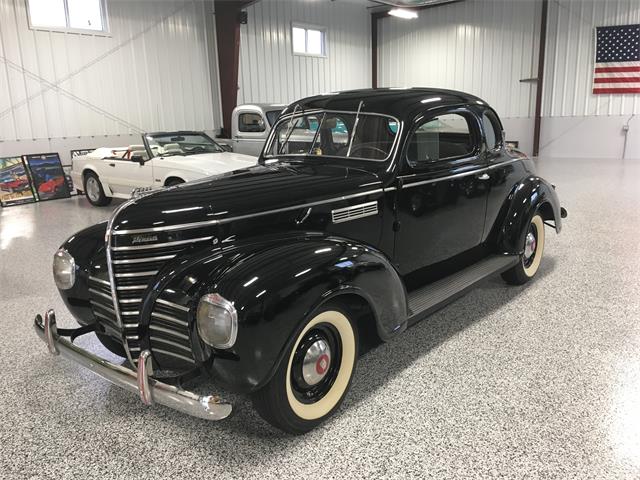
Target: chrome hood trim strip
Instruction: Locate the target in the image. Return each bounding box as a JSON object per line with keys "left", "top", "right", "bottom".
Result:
{"left": 111, "top": 188, "right": 385, "bottom": 236}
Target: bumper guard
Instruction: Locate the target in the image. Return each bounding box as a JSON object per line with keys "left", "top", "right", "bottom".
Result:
{"left": 34, "top": 309, "right": 232, "bottom": 421}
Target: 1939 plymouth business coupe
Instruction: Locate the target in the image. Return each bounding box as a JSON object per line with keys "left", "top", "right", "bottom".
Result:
{"left": 36, "top": 88, "right": 566, "bottom": 434}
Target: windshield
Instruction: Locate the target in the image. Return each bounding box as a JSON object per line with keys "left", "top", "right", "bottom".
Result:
{"left": 264, "top": 111, "right": 399, "bottom": 161}
{"left": 146, "top": 133, "right": 224, "bottom": 157}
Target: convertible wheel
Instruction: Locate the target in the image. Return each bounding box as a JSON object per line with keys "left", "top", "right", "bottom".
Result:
{"left": 252, "top": 305, "right": 358, "bottom": 434}
{"left": 83, "top": 172, "right": 112, "bottom": 207}
{"left": 502, "top": 213, "right": 545, "bottom": 285}
{"left": 165, "top": 178, "right": 185, "bottom": 187}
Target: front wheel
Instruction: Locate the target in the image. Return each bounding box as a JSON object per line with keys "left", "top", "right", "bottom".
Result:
{"left": 252, "top": 305, "right": 358, "bottom": 434}
{"left": 502, "top": 213, "right": 545, "bottom": 285}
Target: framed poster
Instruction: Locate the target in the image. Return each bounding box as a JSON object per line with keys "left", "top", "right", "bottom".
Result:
{"left": 0, "top": 156, "right": 36, "bottom": 207}
{"left": 24, "top": 153, "right": 71, "bottom": 202}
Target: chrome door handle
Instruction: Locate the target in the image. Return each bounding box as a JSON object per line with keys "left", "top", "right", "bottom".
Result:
{"left": 477, "top": 173, "right": 490, "bottom": 181}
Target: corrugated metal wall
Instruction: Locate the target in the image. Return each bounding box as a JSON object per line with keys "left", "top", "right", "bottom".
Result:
{"left": 377, "top": 0, "right": 542, "bottom": 119}
{"left": 237, "top": 0, "right": 371, "bottom": 105}
{"left": 543, "top": 0, "right": 640, "bottom": 117}
{"left": 0, "top": 0, "right": 217, "bottom": 144}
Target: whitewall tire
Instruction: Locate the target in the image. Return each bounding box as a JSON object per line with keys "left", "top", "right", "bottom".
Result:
{"left": 252, "top": 304, "right": 358, "bottom": 434}
{"left": 502, "top": 213, "right": 545, "bottom": 285}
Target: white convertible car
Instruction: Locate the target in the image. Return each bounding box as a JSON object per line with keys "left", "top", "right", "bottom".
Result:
{"left": 71, "top": 131, "right": 257, "bottom": 206}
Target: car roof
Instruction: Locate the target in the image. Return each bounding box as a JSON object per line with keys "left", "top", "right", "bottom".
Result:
{"left": 282, "top": 88, "right": 488, "bottom": 122}
{"left": 235, "top": 103, "right": 287, "bottom": 112}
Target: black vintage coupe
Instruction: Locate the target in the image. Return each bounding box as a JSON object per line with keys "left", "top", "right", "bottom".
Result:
{"left": 36, "top": 88, "right": 566, "bottom": 434}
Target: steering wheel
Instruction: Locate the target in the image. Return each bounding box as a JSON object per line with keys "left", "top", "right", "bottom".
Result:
{"left": 346, "top": 145, "right": 388, "bottom": 159}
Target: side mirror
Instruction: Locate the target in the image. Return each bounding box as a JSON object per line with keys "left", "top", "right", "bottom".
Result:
{"left": 131, "top": 155, "right": 145, "bottom": 165}
{"left": 220, "top": 144, "right": 232, "bottom": 152}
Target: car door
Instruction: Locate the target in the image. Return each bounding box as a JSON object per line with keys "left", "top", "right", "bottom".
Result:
{"left": 102, "top": 149, "right": 154, "bottom": 196}
{"left": 233, "top": 109, "right": 267, "bottom": 156}
{"left": 393, "top": 107, "right": 489, "bottom": 276}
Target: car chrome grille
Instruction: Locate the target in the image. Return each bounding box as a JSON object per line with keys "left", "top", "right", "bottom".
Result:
{"left": 107, "top": 227, "right": 216, "bottom": 364}
{"left": 149, "top": 297, "right": 195, "bottom": 369}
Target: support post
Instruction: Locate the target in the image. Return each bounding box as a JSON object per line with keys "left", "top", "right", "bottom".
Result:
{"left": 214, "top": 1, "right": 253, "bottom": 138}
{"left": 532, "top": 0, "right": 549, "bottom": 157}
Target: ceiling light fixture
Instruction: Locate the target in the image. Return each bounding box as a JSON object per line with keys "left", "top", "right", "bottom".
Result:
{"left": 388, "top": 8, "right": 418, "bottom": 19}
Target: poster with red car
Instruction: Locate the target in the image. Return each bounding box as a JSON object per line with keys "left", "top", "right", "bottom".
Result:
{"left": 24, "top": 153, "right": 71, "bottom": 202}
{"left": 0, "top": 157, "right": 36, "bottom": 207}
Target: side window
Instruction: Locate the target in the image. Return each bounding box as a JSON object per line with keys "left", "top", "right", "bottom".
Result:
{"left": 239, "top": 112, "right": 265, "bottom": 133}
{"left": 407, "top": 113, "right": 474, "bottom": 166}
{"left": 482, "top": 110, "right": 502, "bottom": 150}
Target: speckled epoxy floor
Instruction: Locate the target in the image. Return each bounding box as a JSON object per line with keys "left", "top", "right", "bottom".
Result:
{"left": 1, "top": 157, "right": 639, "bottom": 479}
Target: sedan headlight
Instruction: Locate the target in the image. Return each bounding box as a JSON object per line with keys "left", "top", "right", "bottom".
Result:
{"left": 196, "top": 293, "right": 238, "bottom": 349}
{"left": 52, "top": 249, "right": 76, "bottom": 290}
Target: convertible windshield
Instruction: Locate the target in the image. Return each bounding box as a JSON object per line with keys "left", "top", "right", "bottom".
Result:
{"left": 146, "top": 133, "right": 224, "bottom": 157}
{"left": 265, "top": 111, "right": 399, "bottom": 161}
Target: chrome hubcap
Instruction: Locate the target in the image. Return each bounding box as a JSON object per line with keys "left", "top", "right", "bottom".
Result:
{"left": 524, "top": 231, "right": 537, "bottom": 260}
{"left": 86, "top": 177, "right": 100, "bottom": 201}
{"left": 301, "top": 339, "right": 331, "bottom": 386}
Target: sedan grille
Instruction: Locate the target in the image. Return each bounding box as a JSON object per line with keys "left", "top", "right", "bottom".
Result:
{"left": 107, "top": 227, "right": 216, "bottom": 363}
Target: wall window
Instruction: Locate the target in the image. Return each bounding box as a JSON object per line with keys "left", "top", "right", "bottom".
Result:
{"left": 292, "top": 24, "right": 326, "bottom": 56}
{"left": 27, "top": 0, "right": 108, "bottom": 34}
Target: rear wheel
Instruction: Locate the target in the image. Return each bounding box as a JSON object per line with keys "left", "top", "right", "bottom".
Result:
{"left": 83, "top": 172, "right": 111, "bottom": 206}
{"left": 165, "top": 178, "right": 185, "bottom": 187}
{"left": 502, "top": 213, "right": 545, "bottom": 285}
{"left": 252, "top": 305, "right": 358, "bottom": 434}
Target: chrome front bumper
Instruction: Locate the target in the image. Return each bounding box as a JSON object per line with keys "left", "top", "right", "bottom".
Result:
{"left": 34, "top": 310, "right": 232, "bottom": 421}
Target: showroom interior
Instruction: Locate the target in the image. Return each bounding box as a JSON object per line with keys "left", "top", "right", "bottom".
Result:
{"left": 1, "top": 0, "right": 639, "bottom": 477}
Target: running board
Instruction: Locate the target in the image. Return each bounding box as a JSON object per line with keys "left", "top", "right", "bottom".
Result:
{"left": 407, "top": 255, "right": 519, "bottom": 324}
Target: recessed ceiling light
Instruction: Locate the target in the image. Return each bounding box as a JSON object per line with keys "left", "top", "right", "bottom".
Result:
{"left": 388, "top": 8, "right": 418, "bottom": 19}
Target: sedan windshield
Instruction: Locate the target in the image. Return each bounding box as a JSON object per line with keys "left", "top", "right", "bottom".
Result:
{"left": 146, "top": 133, "right": 224, "bottom": 157}
{"left": 264, "top": 111, "right": 399, "bottom": 161}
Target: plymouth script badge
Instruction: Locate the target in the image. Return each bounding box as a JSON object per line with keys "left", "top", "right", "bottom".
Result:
{"left": 131, "top": 234, "right": 159, "bottom": 244}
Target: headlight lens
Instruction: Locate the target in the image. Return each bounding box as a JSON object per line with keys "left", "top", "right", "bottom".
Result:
{"left": 196, "top": 293, "right": 238, "bottom": 349}
{"left": 52, "top": 249, "right": 76, "bottom": 290}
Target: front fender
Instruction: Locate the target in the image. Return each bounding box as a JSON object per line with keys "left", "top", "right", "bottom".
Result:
{"left": 495, "top": 176, "right": 562, "bottom": 255}
{"left": 152, "top": 234, "right": 408, "bottom": 394}
{"left": 57, "top": 222, "right": 108, "bottom": 325}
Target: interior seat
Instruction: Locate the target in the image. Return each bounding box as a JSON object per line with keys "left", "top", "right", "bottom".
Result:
{"left": 162, "top": 143, "right": 183, "bottom": 155}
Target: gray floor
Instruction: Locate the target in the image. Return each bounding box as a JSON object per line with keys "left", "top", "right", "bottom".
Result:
{"left": 1, "top": 157, "right": 639, "bottom": 479}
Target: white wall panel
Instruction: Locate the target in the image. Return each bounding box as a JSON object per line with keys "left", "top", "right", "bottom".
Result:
{"left": 543, "top": 0, "right": 640, "bottom": 118}
{"left": 377, "top": 0, "right": 542, "bottom": 119}
{"left": 237, "top": 0, "right": 371, "bottom": 105}
{"left": 0, "top": 0, "right": 218, "bottom": 151}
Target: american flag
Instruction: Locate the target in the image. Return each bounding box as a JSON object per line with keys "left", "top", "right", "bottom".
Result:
{"left": 593, "top": 24, "right": 640, "bottom": 94}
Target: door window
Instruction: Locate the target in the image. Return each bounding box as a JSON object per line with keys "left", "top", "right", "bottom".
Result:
{"left": 482, "top": 110, "right": 503, "bottom": 150}
{"left": 407, "top": 113, "right": 475, "bottom": 167}
{"left": 239, "top": 112, "right": 266, "bottom": 133}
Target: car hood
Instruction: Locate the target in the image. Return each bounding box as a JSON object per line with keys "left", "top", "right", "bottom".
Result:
{"left": 110, "top": 162, "right": 382, "bottom": 233}
{"left": 158, "top": 152, "right": 257, "bottom": 175}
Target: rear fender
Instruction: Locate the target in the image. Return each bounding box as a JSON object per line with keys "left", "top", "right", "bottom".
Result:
{"left": 493, "top": 176, "right": 562, "bottom": 255}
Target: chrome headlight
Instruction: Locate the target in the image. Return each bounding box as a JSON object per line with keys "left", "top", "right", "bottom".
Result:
{"left": 52, "top": 249, "right": 76, "bottom": 290}
{"left": 196, "top": 293, "right": 238, "bottom": 349}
